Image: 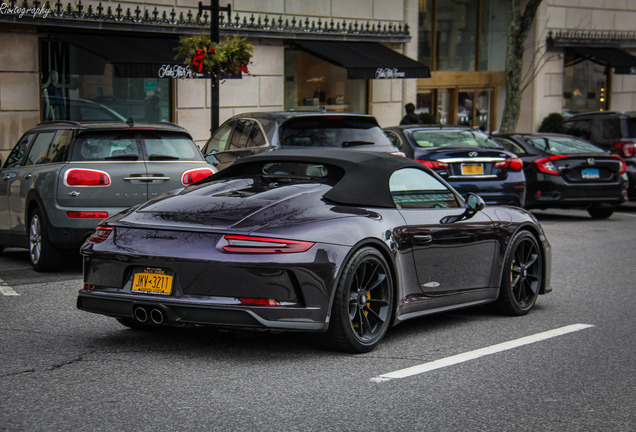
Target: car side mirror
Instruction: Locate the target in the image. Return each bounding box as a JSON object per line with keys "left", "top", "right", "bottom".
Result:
{"left": 440, "top": 193, "right": 485, "bottom": 224}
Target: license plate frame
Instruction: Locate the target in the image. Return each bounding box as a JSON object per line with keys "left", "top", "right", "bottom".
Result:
{"left": 131, "top": 268, "right": 173, "bottom": 295}
{"left": 461, "top": 163, "right": 483, "bottom": 175}
{"left": 581, "top": 168, "right": 600, "bottom": 180}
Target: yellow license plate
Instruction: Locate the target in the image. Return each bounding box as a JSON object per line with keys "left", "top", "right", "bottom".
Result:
{"left": 132, "top": 268, "right": 173, "bottom": 295}
{"left": 461, "top": 164, "right": 483, "bottom": 175}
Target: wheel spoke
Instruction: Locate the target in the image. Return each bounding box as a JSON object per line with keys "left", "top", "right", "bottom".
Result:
{"left": 363, "top": 305, "right": 385, "bottom": 324}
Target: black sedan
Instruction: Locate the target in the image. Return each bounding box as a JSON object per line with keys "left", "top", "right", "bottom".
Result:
{"left": 384, "top": 125, "right": 526, "bottom": 207}
{"left": 494, "top": 133, "right": 627, "bottom": 219}
{"left": 77, "top": 150, "right": 552, "bottom": 353}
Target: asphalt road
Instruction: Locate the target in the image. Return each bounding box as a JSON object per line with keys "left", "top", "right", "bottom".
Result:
{"left": 1, "top": 204, "right": 635, "bottom": 431}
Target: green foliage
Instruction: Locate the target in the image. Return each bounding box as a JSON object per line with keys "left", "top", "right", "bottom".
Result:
{"left": 418, "top": 112, "right": 438, "bottom": 124}
{"left": 175, "top": 35, "right": 254, "bottom": 78}
{"left": 538, "top": 112, "right": 565, "bottom": 132}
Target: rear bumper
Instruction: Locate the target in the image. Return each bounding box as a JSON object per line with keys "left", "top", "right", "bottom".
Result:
{"left": 77, "top": 290, "right": 328, "bottom": 331}
{"left": 525, "top": 176, "right": 627, "bottom": 209}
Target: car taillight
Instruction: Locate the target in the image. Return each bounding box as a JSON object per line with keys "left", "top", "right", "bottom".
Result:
{"left": 239, "top": 298, "right": 281, "bottom": 306}
{"left": 533, "top": 155, "right": 568, "bottom": 175}
{"left": 182, "top": 167, "right": 215, "bottom": 185}
{"left": 89, "top": 226, "right": 113, "bottom": 243}
{"left": 65, "top": 169, "right": 111, "bottom": 186}
{"left": 612, "top": 154, "right": 627, "bottom": 175}
{"left": 67, "top": 211, "right": 108, "bottom": 219}
{"left": 416, "top": 160, "right": 449, "bottom": 170}
{"left": 494, "top": 158, "right": 524, "bottom": 171}
{"left": 613, "top": 141, "right": 634, "bottom": 158}
{"left": 222, "top": 234, "right": 314, "bottom": 253}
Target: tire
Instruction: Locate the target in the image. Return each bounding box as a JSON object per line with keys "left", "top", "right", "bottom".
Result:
{"left": 321, "top": 247, "right": 394, "bottom": 353}
{"left": 495, "top": 231, "right": 543, "bottom": 316}
{"left": 587, "top": 206, "right": 615, "bottom": 219}
{"left": 29, "top": 208, "right": 64, "bottom": 272}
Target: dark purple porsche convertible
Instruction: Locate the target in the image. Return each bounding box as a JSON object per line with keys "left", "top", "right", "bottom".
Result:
{"left": 77, "top": 150, "right": 552, "bottom": 352}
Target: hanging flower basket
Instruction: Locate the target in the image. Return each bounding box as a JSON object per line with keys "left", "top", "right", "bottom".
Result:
{"left": 175, "top": 35, "right": 254, "bottom": 79}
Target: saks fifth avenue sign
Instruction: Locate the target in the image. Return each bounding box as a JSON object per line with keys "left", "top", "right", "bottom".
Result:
{"left": 158, "top": 64, "right": 202, "bottom": 79}
{"left": 375, "top": 68, "right": 406, "bottom": 79}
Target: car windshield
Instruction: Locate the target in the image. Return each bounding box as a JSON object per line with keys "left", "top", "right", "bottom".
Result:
{"left": 410, "top": 129, "right": 501, "bottom": 149}
{"left": 280, "top": 116, "right": 389, "bottom": 148}
{"left": 527, "top": 136, "right": 604, "bottom": 154}
{"left": 70, "top": 131, "right": 204, "bottom": 161}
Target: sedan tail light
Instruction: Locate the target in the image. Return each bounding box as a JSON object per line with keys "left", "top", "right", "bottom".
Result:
{"left": 182, "top": 167, "right": 215, "bottom": 185}
{"left": 612, "top": 155, "right": 627, "bottom": 175}
{"left": 416, "top": 160, "right": 449, "bottom": 170}
{"left": 494, "top": 158, "right": 524, "bottom": 171}
{"left": 222, "top": 235, "right": 314, "bottom": 253}
{"left": 89, "top": 226, "right": 113, "bottom": 243}
{"left": 533, "top": 155, "right": 568, "bottom": 175}
{"left": 613, "top": 141, "right": 634, "bottom": 158}
{"left": 65, "top": 169, "right": 111, "bottom": 186}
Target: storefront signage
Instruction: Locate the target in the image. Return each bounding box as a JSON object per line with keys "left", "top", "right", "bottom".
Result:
{"left": 158, "top": 64, "right": 201, "bottom": 79}
{"left": 375, "top": 68, "right": 406, "bottom": 79}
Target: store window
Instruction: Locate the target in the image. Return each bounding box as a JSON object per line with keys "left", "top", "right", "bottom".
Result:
{"left": 40, "top": 40, "right": 171, "bottom": 123}
{"left": 480, "top": 0, "right": 508, "bottom": 71}
{"left": 284, "top": 49, "right": 367, "bottom": 113}
{"left": 436, "top": 0, "right": 477, "bottom": 71}
{"left": 563, "top": 53, "right": 607, "bottom": 113}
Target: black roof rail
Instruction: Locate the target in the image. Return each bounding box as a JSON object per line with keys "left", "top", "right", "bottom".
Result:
{"left": 38, "top": 120, "right": 82, "bottom": 126}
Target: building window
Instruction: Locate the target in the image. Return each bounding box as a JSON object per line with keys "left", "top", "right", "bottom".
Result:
{"left": 480, "top": 0, "right": 508, "bottom": 71}
{"left": 284, "top": 49, "right": 367, "bottom": 113}
{"left": 563, "top": 53, "right": 607, "bottom": 114}
{"left": 40, "top": 40, "right": 172, "bottom": 123}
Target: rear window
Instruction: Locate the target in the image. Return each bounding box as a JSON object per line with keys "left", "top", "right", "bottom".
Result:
{"left": 70, "top": 131, "right": 203, "bottom": 161}
{"left": 527, "top": 136, "right": 604, "bottom": 154}
{"left": 279, "top": 116, "right": 391, "bottom": 148}
{"left": 410, "top": 129, "right": 500, "bottom": 149}
{"left": 626, "top": 117, "right": 636, "bottom": 137}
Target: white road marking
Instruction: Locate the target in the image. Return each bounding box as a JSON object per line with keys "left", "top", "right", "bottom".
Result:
{"left": 371, "top": 323, "right": 594, "bottom": 383}
{"left": 0, "top": 279, "right": 19, "bottom": 296}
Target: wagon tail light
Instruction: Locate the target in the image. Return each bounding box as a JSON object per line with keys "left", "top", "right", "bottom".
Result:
{"left": 533, "top": 155, "right": 568, "bottom": 175}
{"left": 493, "top": 158, "right": 523, "bottom": 171}
{"left": 612, "top": 155, "right": 627, "bottom": 175}
{"left": 416, "top": 159, "right": 449, "bottom": 170}
{"left": 613, "top": 141, "right": 634, "bottom": 158}
{"left": 89, "top": 226, "right": 113, "bottom": 243}
{"left": 182, "top": 167, "right": 215, "bottom": 185}
{"left": 65, "top": 169, "right": 111, "bottom": 186}
{"left": 222, "top": 235, "right": 314, "bottom": 253}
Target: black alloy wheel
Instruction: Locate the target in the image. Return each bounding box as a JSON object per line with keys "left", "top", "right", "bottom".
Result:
{"left": 495, "top": 231, "right": 543, "bottom": 316}
{"left": 323, "top": 247, "right": 394, "bottom": 353}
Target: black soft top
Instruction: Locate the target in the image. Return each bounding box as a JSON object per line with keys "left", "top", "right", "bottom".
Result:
{"left": 207, "top": 149, "right": 432, "bottom": 208}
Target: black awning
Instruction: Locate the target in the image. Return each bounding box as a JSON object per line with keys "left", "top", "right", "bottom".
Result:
{"left": 292, "top": 40, "right": 430, "bottom": 79}
{"left": 53, "top": 33, "right": 180, "bottom": 78}
{"left": 569, "top": 47, "right": 636, "bottom": 74}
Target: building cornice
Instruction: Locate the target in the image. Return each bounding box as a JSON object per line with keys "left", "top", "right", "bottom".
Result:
{"left": 547, "top": 30, "right": 636, "bottom": 49}
{"left": 0, "top": 0, "right": 411, "bottom": 42}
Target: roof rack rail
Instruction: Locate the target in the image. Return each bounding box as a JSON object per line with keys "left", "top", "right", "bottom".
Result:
{"left": 39, "top": 120, "right": 82, "bottom": 126}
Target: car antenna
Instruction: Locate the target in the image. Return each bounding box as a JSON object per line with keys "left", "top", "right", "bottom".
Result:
{"left": 126, "top": 117, "right": 135, "bottom": 127}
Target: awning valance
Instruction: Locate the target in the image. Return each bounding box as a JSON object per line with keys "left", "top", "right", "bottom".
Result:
{"left": 568, "top": 47, "right": 636, "bottom": 74}
{"left": 291, "top": 40, "right": 431, "bottom": 80}
{"left": 52, "top": 33, "right": 181, "bottom": 78}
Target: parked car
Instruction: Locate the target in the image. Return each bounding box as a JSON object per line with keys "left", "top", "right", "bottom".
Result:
{"left": 493, "top": 133, "right": 627, "bottom": 219}
{"left": 554, "top": 111, "right": 636, "bottom": 199}
{"left": 384, "top": 125, "right": 525, "bottom": 206}
{"left": 77, "top": 150, "right": 551, "bottom": 353}
{"left": 0, "top": 120, "right": 216, "bottom": 271}
{"left": 200, "top": 112, "right": 403, "bottom": 171}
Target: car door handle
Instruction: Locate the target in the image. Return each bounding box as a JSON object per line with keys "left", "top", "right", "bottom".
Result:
{"left": 413, "top": 234, "right": 433, "bottom": 243}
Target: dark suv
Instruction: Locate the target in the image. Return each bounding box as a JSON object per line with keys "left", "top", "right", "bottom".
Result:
{"left": 0, "top": 120, "right": 215, "bottom": 271}
{"left": 200, "top": 112, "right": 402, "bottom": 171}
{"left": 555, "top": 111, "right": 635, "bottom": 198}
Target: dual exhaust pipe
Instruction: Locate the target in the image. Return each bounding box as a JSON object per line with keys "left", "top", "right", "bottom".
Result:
{"left": 133, "top": 306, "right": 166, "bottom": 325}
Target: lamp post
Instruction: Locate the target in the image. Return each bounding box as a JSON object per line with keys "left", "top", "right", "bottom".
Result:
{"left": 198, "top": 1, "right": 231, "bottom": 132}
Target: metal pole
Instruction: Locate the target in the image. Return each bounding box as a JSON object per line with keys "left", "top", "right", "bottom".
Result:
{"left": 210, "top": 0, "right": 220, "bottom": 132}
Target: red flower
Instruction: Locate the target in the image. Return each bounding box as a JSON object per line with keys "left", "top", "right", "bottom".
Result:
{"left": 240, "top": 64, "right": 248, "bottom": 74}
{"left": 192, "top": 48, "right": 206, "bottom": 73}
